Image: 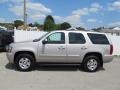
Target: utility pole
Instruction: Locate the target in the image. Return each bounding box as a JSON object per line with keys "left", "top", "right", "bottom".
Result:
{"left": 24, "top": 0, "right": 27, "bottom": 30}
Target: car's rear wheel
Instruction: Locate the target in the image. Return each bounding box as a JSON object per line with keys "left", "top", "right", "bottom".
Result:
{"left": 82, "top": 55, "right": 100, "bottom": 72}
{"left": 15, "top": 54, "right": 35, "bottom": 71}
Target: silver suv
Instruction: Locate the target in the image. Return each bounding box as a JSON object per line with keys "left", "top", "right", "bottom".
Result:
{"left": 6, "top": 30, "right": 113, "bottom": 72}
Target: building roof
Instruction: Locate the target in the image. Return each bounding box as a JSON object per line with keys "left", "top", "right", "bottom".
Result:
{"left": 113, "top": 27, "right": 120, "bottom": 30}
{"left": 100, "top": 29, "right": 120, "bottom": 33}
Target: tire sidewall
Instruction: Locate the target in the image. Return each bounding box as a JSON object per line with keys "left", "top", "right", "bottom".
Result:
{"left": 82, "top": 56, "right": 100, "bottom": 72}
{"left": 15, "top": 54, "right": 35, "bottom": 71}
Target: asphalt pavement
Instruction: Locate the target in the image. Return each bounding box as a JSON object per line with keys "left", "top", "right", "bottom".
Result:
{"left": 0, "top": 53, "right": 120, "bottom": 90}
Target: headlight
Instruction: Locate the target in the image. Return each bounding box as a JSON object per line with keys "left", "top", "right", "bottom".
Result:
{"left": 6, "top": 45, "right": 13, "bottom": 52}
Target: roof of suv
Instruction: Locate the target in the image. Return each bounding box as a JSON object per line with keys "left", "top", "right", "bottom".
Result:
{"left": 52, "top": 30, "right": 106, "bottom": 35}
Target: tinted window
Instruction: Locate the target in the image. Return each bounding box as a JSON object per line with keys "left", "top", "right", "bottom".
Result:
{"left": 88, "top": 33, "right": 109, "bottom": 44}
{"left": 46, "top": 32, "right": 65, "bottom": 44}
{"left": 69, "top": 33, "right": 86, "bottom": 44}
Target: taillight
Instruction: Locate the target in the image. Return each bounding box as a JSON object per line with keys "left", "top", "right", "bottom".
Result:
{"left": 110, "top": 44, "right": 113, "bottom": 55}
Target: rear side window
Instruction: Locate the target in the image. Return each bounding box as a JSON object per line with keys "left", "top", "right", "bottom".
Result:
{"left": 69, "top": 33, "right": 86, "bottom": 44}
{"left": 88, "top": 33, "right": 109, "bottom": 44}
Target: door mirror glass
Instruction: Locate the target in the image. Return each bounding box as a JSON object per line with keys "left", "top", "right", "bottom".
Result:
{"left": 42, "top": 39, "right": 48, "bottom": 44}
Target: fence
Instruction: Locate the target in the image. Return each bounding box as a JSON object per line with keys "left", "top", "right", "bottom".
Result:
{"left": 108, "top": 35, "right": 120, "bottom": 55}
{"left": 14, "top": 29, "right": 47, "bottom": 42}
{"left": 14, "top": 29, "right": 120, "bottom": 55}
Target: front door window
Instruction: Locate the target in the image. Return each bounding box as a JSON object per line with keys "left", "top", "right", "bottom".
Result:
{"left": 46, "top": 32, "right": 65, "bottom": 44}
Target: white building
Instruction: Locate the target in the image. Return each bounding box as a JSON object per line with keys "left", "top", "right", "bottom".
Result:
{"left": 100, "top": 27, "right": 120, "bottom": 36}
{"left": 0, "top": 26, "right": 7, "bottom": 30}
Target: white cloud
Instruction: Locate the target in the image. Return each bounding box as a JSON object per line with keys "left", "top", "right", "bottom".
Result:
{"left": 30, "top": 14, "right": 46, "bottom": 21}
{"left": 54, "top": 3, "right": 102, "bottom": 27}
{"left": 53, "top": 15, "right": 84, "bottom": 27}
{"left": 0, "top": 0, "right": 8, "bottom": 3}
{"left": 0, "top": 17, "right": 10, "bottom": 23}
{"left": 87, "top": 19, "right": 97, "bottom": 23}
{"left": 10, "top": 0, "right": 27, "bottom": 3}
{"left": 1, "top": 0, "right": 103, "bottom": 27}
{"left": 90, "top": 3, "right": 103, "bottom": 12}
{"left": 72, "top": 3, "right": 102, "bottom": 16}
{"left": 53, "top": 16, "right": 63, "bottom": 23}
{"left": 0, "top": 0, "right": 27, "bottom": 4}
{"left": 72, "top": 8, "right": 89, "bottom": 15}
{"left": 108, "top": 21, "right": 120, "bottom": 26}
{"left": 91, "top": 3, "right": 102, "bottom": 9}
{"left": 9, "top": 5, "right": 23, "bottom": 16}
{"left": 8, "top": 0, "right": 52, "bottom": 21}
{"left": 64, "top": 15, "right": 82, "bottom": 27}
{"left": 27, "top": 2, "right": 52, "bottom": 14}
{"left": 108, "top": 0, "right": 120, "bottom": 11}
{"left": 53, "top": 16, "right": 63, "bottom": 20}
{"left": 0, "top": 17, "right": 6, "bottom": 22}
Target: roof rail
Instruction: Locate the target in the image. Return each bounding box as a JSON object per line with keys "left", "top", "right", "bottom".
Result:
{"left": 66, "top": 27, "right": 78, "bottom": 31}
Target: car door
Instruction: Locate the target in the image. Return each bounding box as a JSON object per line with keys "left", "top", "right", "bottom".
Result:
{"left": 39, "top": 32, "right": 67, "bottom": 62}
{"left": 67, "top": 32, "right": 87, "bottom": 63}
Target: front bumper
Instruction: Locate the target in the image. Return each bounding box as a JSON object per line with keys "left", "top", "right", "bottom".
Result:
{"left": 103, "top": 55, "right": 114, "bottom": 63}
{"left": 6, "top": 52, "right": 14, "bottom": 63}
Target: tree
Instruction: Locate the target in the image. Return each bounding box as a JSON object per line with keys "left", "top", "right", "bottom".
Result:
{"left": 76, "top": 27, "right": 85, "bottom": 30}
{"left": 0, "top": 23, "right": 14, "bottom": 30}
{"left": 54, "top": 24, "right": 61, "bottom": 30}
{"left": 34, "top": 22, "right": 43, "bottom": 30}
{"left": 60, "top": 22, "right": 71, "bottom": 30}
{"left": 92, "top": 27, "right": 104, "bottom": 32}
{"left": 34, "top": 22, "right": 41, "bottom": 28}
{"left": 14, "top": 20, "right": 24, "bottom": 28}
{"left": 44, "top": 15, "right": 55, "bottom": 31}
{"left": 29, "top": 23, "right": 34, "bottom": 27}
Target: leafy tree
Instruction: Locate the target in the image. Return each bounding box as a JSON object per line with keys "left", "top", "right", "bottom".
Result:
{"left": 44, "top": 15, "right": 55, "bottom": 31}
{"left": 92, "top": 27, "right": 104, "bottom": 32}
{"left": 14, "top": 20, "right": 24, "bottom": 28}
{"left": 54, "top": 24, "right": 61, "bottom": 30}
{"left": 0, "top": 23, "right": 14, "bottom": 30}
{"left": 29, "top": 23, "right": 34, "bottom": 27}
{"left": 76, "top": 27, "right": 85, "bottom": 30}
{"left": 34, "top": 22, "right": 41, "bottom": 28}
{"left": 60, "top": 22, "right": 71, "bottom": 30}
{"left": 34, "top": 22, "right": 44, "bottom": 30}
{"left": 29, "top": 22, "right": 44, "bottom": 30}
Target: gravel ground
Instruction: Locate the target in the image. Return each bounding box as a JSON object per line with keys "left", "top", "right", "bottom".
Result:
{"left": 0, "top": 53, "right": 120, "bottom": 90}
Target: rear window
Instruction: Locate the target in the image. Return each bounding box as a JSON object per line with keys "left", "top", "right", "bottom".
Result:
{"left": 88, "top": 33, "right": 109, "bottom": 44}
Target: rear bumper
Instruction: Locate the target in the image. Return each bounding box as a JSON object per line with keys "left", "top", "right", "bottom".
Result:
{"left": 6, "top": 52, "right": 14, "bottom": 63}
{"left": 103, "top": 55, "right": 114, "bottom": 63}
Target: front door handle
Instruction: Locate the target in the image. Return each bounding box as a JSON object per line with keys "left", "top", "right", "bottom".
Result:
{"left": 58, "top": 46, "right": 65, "bottom": 50}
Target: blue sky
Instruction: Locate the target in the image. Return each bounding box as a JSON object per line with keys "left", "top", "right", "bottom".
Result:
{"left": 0, "top": 0, "right": 120, "bottom": 29}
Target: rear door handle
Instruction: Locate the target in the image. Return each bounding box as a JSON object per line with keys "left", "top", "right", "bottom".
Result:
{"left": 81, "top": 46, "right": 87, "bottom": 50}
{"left": 61, "top": 47, "right": 65, "bottom": 50}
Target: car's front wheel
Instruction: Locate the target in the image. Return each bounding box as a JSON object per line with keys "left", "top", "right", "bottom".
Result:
{"left": 15, "top": 54, "right": 35, "bottom": 71}
{"left": 82, "top": 55, "right": 100, "bottom": 72}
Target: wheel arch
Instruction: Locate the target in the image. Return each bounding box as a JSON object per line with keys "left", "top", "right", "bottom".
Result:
{"left": 14, "top": 51, "right": 36, "bottom": 63}
{"left": 83, "top": 52, "right": 103, "bottom": 67}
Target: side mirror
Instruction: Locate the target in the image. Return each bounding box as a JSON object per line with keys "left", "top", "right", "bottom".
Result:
{"left": 42, "top": 39, "right": 48, "bottom": 44}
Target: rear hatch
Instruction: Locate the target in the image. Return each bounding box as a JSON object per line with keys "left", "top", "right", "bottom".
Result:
{"left": 87, "top": 33, "right": 113, "bottom": 55}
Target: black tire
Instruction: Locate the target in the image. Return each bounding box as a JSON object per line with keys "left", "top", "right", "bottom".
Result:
{"left": 15, "top": 54, "right": 35, "bottom": 71}
{"left": 82, "top": 55, "right": 100, "bottom": 72}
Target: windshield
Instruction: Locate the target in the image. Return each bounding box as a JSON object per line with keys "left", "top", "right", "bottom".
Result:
{"left": 39, "top": 32, "right": 49, "bottom": 40}
{"left": 33, "top": 32, "right": 49, "bottom": 42}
